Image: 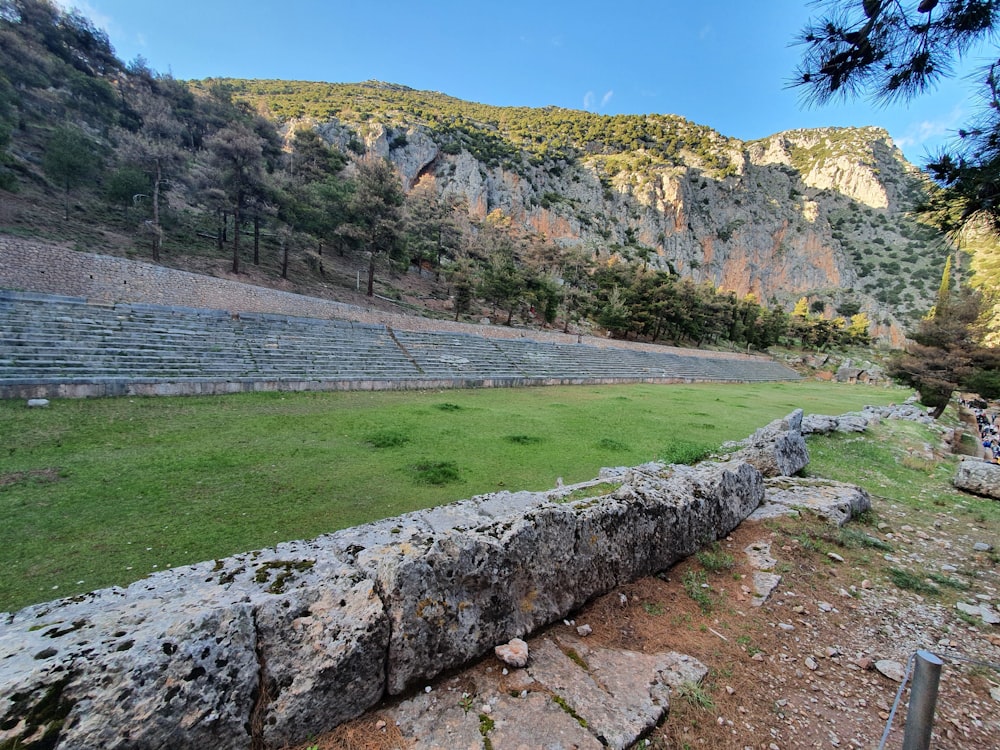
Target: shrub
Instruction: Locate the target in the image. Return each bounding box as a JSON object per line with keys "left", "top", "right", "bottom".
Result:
{"left": 696, "top": 542, "right": 735, "bottom": 572}
{"left": 365, "top": 429, "right": 410, "bottom": 448}
{"left": 682, "top": 569, "right": 713, "bottom": 613}
{"left": 505, "top": 434, "right": 542, "bottom": 445}
{"left": 412, "top": 461, "right": 460, "bottom": 485}
{"left": 659, "top": 441, "right": 712, "bottom": 465}
{"left": 596, "top": 437, "right": 629, "bottom": 451}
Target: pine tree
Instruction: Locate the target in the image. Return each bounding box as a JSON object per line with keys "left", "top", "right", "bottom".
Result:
{"left": 42, "top": 125, "right": 98, "bottom": 219}
{"left": 340, "top": 156, "right": 404, "bottom": 297}
{"left": 936, "top": 254, "right": 953, "bottom": 310}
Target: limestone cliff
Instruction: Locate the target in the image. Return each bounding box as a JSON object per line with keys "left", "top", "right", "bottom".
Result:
{"left": 272, "top": 85, "right": 950, "bottom": 344}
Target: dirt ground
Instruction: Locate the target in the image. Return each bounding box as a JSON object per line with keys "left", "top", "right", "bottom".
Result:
{"left": 292, "top": 492, "right": 1000, "bottom": 750}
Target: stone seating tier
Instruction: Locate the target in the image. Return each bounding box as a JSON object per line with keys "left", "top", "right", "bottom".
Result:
{"left": 0, "top": 290, "right": 801, "bottom": 397}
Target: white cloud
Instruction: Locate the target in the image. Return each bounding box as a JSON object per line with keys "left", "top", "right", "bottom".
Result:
{"left": 583, "top": 90, "right": 613, "bottom": 111}
{"left": 894, "top": 106, "right": 964, "bottom": 151}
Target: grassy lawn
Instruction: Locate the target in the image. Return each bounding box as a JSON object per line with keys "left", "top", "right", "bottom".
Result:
{"left": 0, "top": 381, "right": 905, "bottom": 611}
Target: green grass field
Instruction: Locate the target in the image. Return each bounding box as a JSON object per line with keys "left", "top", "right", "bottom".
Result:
{"left": 0, "top": 381, "right": 906, "bottom": 611}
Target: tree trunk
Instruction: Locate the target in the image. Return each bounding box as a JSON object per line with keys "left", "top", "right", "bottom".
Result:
{"left": 367, "top": 252, "right": 376, "bottom": 297}
{"left": 232, "top": 203, "right": 241, "bottom": 274}
{"left": 253, "top": 215, "right": 260, "bottom": 265}
{"left": 151, "top": 159, "right": 162, "bottom": 262}
{"left": 281, "top": 237, "right": 289, "bottom": 280}
{"left": 435, "top": 227, "right": 443, "bottom": 282}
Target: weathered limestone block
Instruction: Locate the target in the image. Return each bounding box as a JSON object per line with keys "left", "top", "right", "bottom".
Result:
{"left": 0, "top": 544, "right": 388, "bottom": 750}
{"left": 835, "top": 413, "right": 871, "bottom": 432}
{"left": 331, "top": 461, "right": 762, "bottom": 695}
{"left": 248, "top": 546, "right": 390, "bottom": 748}
{"left": 751, "top": 477, "right": 872, "bottom": 526}
{"left": 800, "top": 413, "right": 840, "bottom": 434}
{"left": 953, "top": 458, "right": 1000, "bottom": 500}
{"left": 0, "top": 564, "right": 259, "bottom": 750}
{"left": 722, "top": 409, "right": 809, "bottom": 477}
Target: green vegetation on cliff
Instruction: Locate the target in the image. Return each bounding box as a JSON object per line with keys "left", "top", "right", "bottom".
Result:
{"left": 203, "top": 78, "right": 736, "bottom": 172}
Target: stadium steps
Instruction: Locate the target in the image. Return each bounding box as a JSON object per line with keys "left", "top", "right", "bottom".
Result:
{"left": 0, "top": 290, "right": 801, "bottom": 397}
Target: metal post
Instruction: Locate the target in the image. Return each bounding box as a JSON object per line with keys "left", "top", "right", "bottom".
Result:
{"left": 902, "top": 650, "right": 943, "bottom": 750}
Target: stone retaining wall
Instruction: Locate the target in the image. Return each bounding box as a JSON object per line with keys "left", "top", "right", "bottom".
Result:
{"left": 2, "top": 374, "right": 719, "bottom": 400}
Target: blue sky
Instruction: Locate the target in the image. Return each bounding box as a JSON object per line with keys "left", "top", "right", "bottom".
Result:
{"left": 71, "top": 0, "right": 989, "bottom": 166}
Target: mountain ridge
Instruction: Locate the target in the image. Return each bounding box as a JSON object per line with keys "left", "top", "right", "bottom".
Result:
{"left": 231, "top": 77, "right": 944, "bottom": 342}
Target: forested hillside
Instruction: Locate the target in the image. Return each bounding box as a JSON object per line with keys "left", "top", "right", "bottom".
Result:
{"left": 0, "top": 0, "right": 986, "bottom": 350}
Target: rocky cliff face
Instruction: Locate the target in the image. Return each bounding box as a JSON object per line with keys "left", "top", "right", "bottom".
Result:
{"left": 296, "top": 112, "right": 948, "bottom": 345}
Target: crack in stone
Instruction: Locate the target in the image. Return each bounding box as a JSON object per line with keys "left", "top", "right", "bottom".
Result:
{"left": 248, "top": 610, "right": 272, "bottom": 750}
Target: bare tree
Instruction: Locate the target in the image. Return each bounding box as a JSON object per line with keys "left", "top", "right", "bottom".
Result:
{"left": 116, "top": 91, "right": 185, "bottom": 261}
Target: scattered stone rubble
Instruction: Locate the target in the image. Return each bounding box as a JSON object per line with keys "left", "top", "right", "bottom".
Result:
{"left": 800, "top": 401, "right": 936, "bottom": 435}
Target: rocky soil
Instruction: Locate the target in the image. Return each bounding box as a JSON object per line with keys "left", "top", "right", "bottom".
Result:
{"left": 289, "top": 428, "right": 1000, "bottom": 750}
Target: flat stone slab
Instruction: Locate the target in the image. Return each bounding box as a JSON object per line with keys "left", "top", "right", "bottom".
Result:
{"left": 380, "top": 632, "right": 706, "bottom": 750}
{"left": 744, "top": 541, "right": 777, "bottom": 571}
{"left": 389, "top": 690, "right": 486, "bottom": 750}
{"left": 750, "top": 477, "right": 871, "bottom": 526}
{"left": 488, "top": 691, "right": 603, "bottom": 750}
{"left": 527, "top": 638, "right": 649, "bottom": 750}
{"left": 751, "top": 572, "right": 783, "bottom": 607}
{"left": 743, "top": 541, "right": 782, "bottom": 607}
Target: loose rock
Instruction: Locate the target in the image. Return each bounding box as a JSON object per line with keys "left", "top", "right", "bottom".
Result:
{"left": 875, "top": 660, "right": 907, "bottom": 682}
{"left": 495, "top": 638, "right": 529, "bottom": 668}
{"left": 953, "top": 459, "right": 1000, "bottom": 500}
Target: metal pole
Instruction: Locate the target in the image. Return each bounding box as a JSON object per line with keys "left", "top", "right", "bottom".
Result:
{"left": 902, "top": 650, "right": 943, "bottom": 750}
